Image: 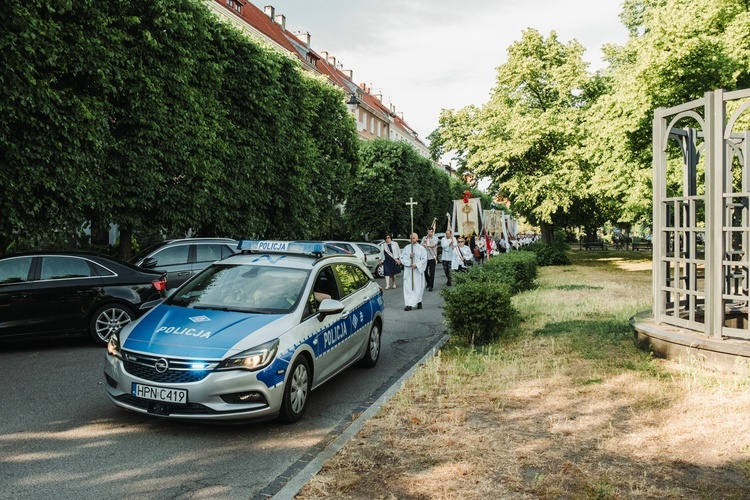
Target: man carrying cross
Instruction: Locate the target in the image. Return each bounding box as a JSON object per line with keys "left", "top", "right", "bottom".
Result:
{"left": 401, "top": 232, "right": 427, "bottom": 311}
{"left": 402, "top": 197, "right": 427, "bottom": 311}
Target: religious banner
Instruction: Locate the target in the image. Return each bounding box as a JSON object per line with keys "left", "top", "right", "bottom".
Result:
{"left": 452, "top": 195, "right": 481, "bottom": 238}
{"left": 508, "top": 216, "right": 518, "bottom": 237}
{"left": 483, "top": 210, "right": 504, "bottom": 236}
{"left": 500, "top": 214, "right": 510, "bottom": 242}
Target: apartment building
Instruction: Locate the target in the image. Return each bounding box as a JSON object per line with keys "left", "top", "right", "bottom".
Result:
{"left": 207, "top": 0, "right": 430, "bottom": 158}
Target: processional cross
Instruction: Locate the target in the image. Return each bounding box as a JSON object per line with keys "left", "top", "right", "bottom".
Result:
{"left": 405, "top": 197, "right": 418, "bottom": 290}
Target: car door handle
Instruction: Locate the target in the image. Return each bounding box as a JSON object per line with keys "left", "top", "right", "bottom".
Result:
{"left": 11, "top": 294, "right": 29, "bottom": 301}
{"left": 176, "top": 272, "right": 191, "bottom": 276}
{"left": 341, "top": 312, "right": 349, "bottom": 320}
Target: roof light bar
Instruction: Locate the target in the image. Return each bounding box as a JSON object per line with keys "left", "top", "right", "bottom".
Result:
{"left": 237, "top": 240, "right": 326, "bottom": 255}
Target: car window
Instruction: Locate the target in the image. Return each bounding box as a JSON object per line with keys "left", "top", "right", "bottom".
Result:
{"left": 91, "top": 262, "right": 116, "bottom": 277}
{"left": 334, "top": 264, "right": 370, "bottom": 297}
{"left": 195, "top": 244, "right": 228, "bottom": 263}
{"left": 0, "top": 257, "right": 34, "bottom": 284}
{"left": 40, "top": 256, "right": 94, "bottom": 280}
{"left": 169, "top": 264, "right": 310, "bottom": 314}
{"left": 358, "top": 243, "right": 379, "bottom": 255}
{"left": 151, "top": 245, "right": 189, "bottom": 266}
{"left": 313, "top": 266, "right": 339, "bottom": 301}
{"left": 303, "top": 266, "right": 339, "bottom": 319}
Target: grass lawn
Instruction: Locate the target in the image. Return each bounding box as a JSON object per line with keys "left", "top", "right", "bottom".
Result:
{"left": 297, "top": 250, "right": 750, "bottom": 499}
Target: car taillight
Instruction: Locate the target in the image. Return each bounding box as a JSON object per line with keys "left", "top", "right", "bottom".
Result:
{"left": 152, "top": 277, "right": 167, "bottom": 292}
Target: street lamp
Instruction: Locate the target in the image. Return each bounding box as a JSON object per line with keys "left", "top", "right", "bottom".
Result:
{"left": 346, "top": 93, "right": 360, "bottom": 113}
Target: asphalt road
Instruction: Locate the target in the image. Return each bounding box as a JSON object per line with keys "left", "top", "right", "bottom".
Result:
{"left": 0, "top": 271, "right": 449, "bottom": 500}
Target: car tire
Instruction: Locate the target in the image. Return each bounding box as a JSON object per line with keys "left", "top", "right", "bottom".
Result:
{"left": 279, "top": 355, "right": 311, "bottom": 423}
{"left": 361, "top": 320, "right": 381, "bottom": 368}
{"left": 89, "top": 303, "right": 134, "bottom": 346}
{"left": 375, "top": 262, "right": 385, "bottom": 278}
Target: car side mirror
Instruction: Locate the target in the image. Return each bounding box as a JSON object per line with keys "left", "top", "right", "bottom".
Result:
{"left": 141, "top": 257, "right": 157, "bottom": 269}
{"left": 317, "top": 298, "right": 345, "bottom": 320}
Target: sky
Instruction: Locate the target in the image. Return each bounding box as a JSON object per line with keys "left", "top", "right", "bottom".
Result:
{"left": 272, "top": 0, "right": 630, "bottom": 145}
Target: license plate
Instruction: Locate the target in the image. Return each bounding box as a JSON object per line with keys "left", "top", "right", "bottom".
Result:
{"left": 132, "top": 383, "right": 187, "bottom": 404}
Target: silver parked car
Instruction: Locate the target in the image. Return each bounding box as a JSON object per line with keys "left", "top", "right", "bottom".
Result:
{"left": 352, "top": 242, "right": 383, "bottom": 277}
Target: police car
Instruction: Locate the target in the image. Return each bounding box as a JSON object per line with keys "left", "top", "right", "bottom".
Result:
{"left": 104, "top": 241, "right": 384, "bottom": 423}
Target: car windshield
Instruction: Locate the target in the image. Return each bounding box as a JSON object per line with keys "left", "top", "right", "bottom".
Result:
{"left": 168, "top": 264, "right": 310, "bottom": 314}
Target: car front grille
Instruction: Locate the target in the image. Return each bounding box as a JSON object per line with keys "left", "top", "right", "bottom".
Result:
{"left": 122, "top": 351, "right": 218, "bottom": 383}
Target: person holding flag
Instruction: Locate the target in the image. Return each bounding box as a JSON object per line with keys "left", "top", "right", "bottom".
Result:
{"left": 402, "top": 232, "right": 427, "bottom": 311}
{"left": 421, "top": 227, "right": 438, "bottom": 291}
{"left": 484, "top": 229, "right": 494, "bottom": 260}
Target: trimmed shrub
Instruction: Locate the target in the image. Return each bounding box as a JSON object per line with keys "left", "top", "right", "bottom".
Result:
{"left": 454, "top": 251, "right": 537, "bottom": 294}
{"left": 440, "top": 279, "right": 518, "bottom": 345}
{"left": 522, "top": 242, "right": 570, "bottom": 266}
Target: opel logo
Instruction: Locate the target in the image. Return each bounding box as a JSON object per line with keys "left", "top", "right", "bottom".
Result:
{"left": 154, "top": 358, "right": 169, "bottom": 373}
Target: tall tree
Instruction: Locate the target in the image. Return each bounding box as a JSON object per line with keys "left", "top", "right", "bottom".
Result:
{"left": 345, "top": 139, "right": 454, "bottom": 240}
{"left": 584, "top": 0, "right": 749, "bottom": 227}
{"left": 432, "top": 29, "right": 599, "bottom": 242}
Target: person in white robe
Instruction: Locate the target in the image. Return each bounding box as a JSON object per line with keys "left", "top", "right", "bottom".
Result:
{"left": 401, "top": 232, "right": 427, "bottom": 311}
{"left": 440, "top": 229, "right": 458, "bottom": 286}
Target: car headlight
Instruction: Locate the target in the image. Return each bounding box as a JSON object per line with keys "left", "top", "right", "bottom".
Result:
{"left": 216, "top": 339, "right": 279, "bottom": 371}
{"left": 107, "top": 333, "right": 122, "bottom": 358}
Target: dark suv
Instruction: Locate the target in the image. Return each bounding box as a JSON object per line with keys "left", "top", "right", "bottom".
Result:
{"left": 130, "top": 238, "right": 238, "bottom": 289}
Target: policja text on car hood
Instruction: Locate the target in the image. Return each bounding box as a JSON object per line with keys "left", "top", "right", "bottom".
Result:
{"left": 121, "top": 305, "right": 292, "bottom": 359}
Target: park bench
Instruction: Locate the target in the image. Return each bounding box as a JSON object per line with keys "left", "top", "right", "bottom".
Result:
{"left": 632, "top": 241, "right": 652, "bottom": 251}
{"left": 583, "top": 241, "right": 606, "bottom": 250}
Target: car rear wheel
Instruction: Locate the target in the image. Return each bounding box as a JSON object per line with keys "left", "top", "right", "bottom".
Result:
{"left": 361, "top": 321, "right": 381, "bottom": 368}
{"left": 375, "top": 262, "right": 384, "bottom": 278}
{"left": 279, "top": 355, "right": 311, "bottom": 423}
{"left": 89, "top": 304, "right": 134, "bottom": 346}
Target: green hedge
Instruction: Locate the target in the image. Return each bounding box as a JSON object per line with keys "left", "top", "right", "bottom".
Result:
{"left": 453, "top": 251, "right": 537, "bottom": 294}
{"left": 441, "top": 251, "right": 537, "bottom": 345}
{"left": 522, "top": 242, "right": 570, "bottom": 266}
{"left": 440, "top": 279, "right": 518, "bottom": 345}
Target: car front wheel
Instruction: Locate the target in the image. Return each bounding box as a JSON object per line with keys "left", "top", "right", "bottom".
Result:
{"left": 89, "top": 304, "right": 134, "bottom": 346}
{"left": 361, "top": 321, "right": 381, "bottom": 368}
{"left": 375, "top": 262, "right": 384, "bottom": 278}
{"left": 279, "top": 355, "right": 311, "bottom": 423}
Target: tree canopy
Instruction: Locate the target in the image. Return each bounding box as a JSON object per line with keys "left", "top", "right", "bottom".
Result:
{"left": 344, "top": 139, "right": 488, "bottom": 240}
{"left": 430, "top": 0, "right": 750, "bottom": 235}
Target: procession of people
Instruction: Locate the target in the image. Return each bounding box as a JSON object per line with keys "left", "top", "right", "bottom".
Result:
{"left": 382, "top": 216, "right": 505, "bottom": 311}
{"left": 376, "top": 195, "right": 523, "bottom": 312}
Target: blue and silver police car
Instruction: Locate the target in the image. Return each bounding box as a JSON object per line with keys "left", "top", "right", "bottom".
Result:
{"left": 104, "top": 241, "right": 384, "bottom": 423}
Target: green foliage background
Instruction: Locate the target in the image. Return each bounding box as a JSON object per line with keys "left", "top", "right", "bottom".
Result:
{"left": 0, "top": 0, "right": 469, "bottom": 257}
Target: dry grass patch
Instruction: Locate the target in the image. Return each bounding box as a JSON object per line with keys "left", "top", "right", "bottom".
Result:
{"left": 296, "top": 251, "right": 750, "bottom": 499}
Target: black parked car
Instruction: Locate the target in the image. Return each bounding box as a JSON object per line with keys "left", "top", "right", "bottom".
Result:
{"left": 0, "top": 252, "right": 167, "bottom": 346}
{"left": 129, "top": 238, "right": 238, "bottom": 289}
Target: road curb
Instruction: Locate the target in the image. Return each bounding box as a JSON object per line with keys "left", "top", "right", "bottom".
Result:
{"left": 268, "top": 333, "right": 451, "bottom": 500}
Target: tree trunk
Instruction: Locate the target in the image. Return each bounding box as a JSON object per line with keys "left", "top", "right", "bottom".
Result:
{"left": 119, "top": 226, "right": 134, "bottom": 261}
{"left": 540, "top": 222, "right": 554, "bottom": 245}
{"left": 89, "top": 218, "right": 109, "bottom": 248}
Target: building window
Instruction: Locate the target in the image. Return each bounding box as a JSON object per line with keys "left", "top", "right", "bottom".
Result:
{"left": 226, "top": 0, "right": 242, "bottom": 13}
